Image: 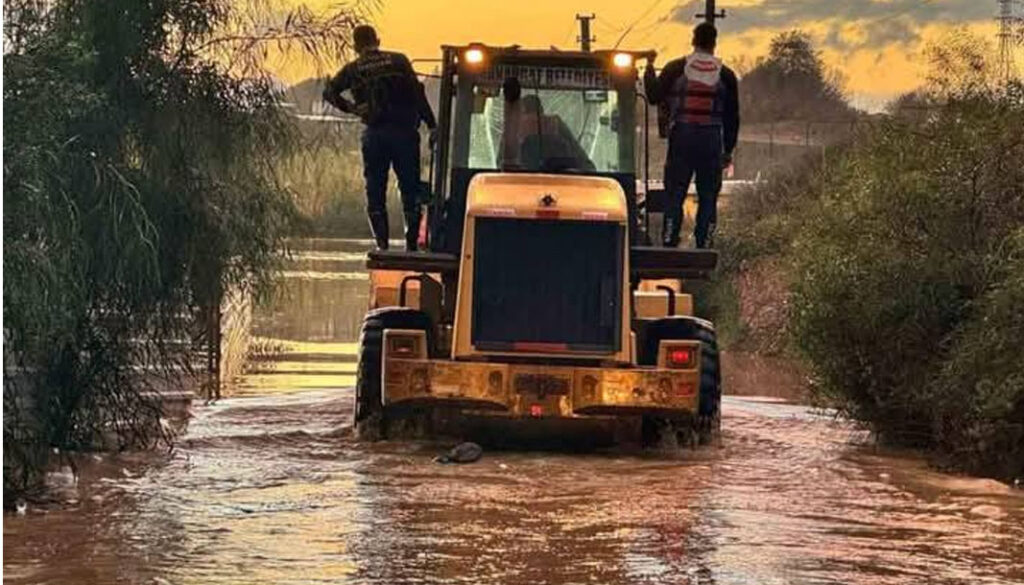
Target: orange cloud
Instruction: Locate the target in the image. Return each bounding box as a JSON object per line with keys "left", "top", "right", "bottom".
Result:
{"left": 270, "top": 1, "right": 1019, "bottom": 107}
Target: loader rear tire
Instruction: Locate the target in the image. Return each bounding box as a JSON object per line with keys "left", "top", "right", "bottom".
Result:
{"left": 636, "top": 316, "right": 721, "bottom": 447}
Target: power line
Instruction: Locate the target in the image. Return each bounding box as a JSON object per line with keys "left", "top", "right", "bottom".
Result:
{"left": 593, "top": 16, "right": 625, "bottom": 35}
{"left": 612, "top": 0, "right": 669, "bottom": 49}
{"left": 560, "top": 19, "right": 578, "bottom": 49}
{"left": 632, "top": 16, "right": 672, "bottom": 48}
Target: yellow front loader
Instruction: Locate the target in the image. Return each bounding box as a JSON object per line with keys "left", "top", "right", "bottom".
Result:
{"left": 355, "top": 44, "right": 721, "bottom": 447}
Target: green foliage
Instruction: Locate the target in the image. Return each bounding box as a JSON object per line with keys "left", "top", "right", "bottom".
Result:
{"left": 711, "top": 33, "right": 1024, "bottom": 479}
{"left": 3, "top": 0, "right": 361, "bottom": 500}
{"left": 927, "top": 231, "right": 1024, "bottom": 477}
{"left": 791, "top": 85, "right": 1024, "bottom": 453}
{"left": 700, "top": 151, "right": 833, "bottom": 352}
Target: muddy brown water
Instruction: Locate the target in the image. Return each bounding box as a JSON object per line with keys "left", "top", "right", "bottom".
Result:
{"left": 5, "top": 239, "right": 1024, "bottom": 585}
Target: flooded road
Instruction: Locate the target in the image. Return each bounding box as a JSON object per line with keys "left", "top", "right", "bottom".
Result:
{"left": 5, "top": 239, "right": 1024, "bottom": 585}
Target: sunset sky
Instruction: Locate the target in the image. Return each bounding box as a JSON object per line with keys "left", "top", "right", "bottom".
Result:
{"left": 280, "top": 0, "right": 1017, "bottom": 110}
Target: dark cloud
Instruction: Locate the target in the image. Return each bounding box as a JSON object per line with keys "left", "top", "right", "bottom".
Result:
{"left": 671, "top": 0, "right": 994, "bottom": 48}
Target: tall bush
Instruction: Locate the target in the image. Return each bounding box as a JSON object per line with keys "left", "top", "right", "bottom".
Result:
{"left": 3, "top": 0, "right": 364, "bottom": 499}
{"left": 708, "top": 32, "right": 1024, "bottom": 478}
{"left": 789, "top": 77, "right": 1024, "bottom": 472}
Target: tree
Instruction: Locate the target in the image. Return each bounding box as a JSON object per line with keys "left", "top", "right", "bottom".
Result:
{"left": 739, "top": 31, "right": 856, "bottom": 123}
{"left": 3, "top": 0, "right": 366, "bottom": 500}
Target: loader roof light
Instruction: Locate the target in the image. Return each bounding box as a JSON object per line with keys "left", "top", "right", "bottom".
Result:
{"left": 612, "top": 52, "right": 634, "bottom": 69}
{"left": 463, "top": 47, "right": 485, "bottom": 65}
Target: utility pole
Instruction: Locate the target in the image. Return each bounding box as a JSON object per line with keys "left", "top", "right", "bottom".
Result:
{"left": 576, "top": 13, "right": 595, "bottom": 52}
{"left": 696, "top": 0, "right": 726, "bottom": 25}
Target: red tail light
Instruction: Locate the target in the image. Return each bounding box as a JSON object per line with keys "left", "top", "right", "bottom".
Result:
{"left": 667, "top": 346, "right": 696, "bottom": 368}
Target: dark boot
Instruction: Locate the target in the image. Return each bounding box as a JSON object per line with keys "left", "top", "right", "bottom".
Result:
{"left": 662, "top": 211, "right": 682, "bottom": 248}
{"left": 403, "top": 208, "right": 422, "bottom": 252}
{"left": 696, "top": 222, "right": 717, "bottom": 249}
{"left": 368, "top": 211, "right": 389, "bottom": 251}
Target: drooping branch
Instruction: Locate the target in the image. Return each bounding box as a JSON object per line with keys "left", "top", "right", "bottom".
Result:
{"left": 185, "top": 1, "right": 378, "bottom": 78}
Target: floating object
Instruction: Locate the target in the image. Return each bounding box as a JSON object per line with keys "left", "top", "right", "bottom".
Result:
{"left": 434, "top": 442, "right": 483, "bottom": 464}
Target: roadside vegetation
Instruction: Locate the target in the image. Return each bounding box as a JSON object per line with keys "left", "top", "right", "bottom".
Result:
{"left": 279, "top": 117, "right": 406, "bottom": 236}
{"left": 709, "top": 32, "right": 1024, "bottom": 480}
{"left": 2, "top": 0, "right": 363, "bottom": 502}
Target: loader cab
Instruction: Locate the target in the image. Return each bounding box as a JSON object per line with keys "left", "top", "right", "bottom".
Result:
{"left": 429, "top": 45, "right": 649, "bottom": 253}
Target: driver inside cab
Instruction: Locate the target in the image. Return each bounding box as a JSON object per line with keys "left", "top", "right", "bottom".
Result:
{"left": 499, "top": 79, "right": 595, "bottom": 172}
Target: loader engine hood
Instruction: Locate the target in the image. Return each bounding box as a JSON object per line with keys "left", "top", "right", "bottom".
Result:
{"left": 452, "top": 173, "right": 632, "bottom": 362}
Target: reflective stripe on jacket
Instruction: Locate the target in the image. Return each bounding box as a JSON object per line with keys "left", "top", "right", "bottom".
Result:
{"left": 670, "top": 52, "right": 725, "bottom": 127}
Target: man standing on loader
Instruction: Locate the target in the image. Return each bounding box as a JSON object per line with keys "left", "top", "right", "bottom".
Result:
{"left": 323, "top": 25, "right": 437, "bottom": 251}
{"left": 645, "top": 22, "right": 740, "bottom": 249}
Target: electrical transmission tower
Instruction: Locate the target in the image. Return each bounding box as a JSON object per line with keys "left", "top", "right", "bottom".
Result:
{"left": 997, "top": 0, "right": 1023, "bottom": 81}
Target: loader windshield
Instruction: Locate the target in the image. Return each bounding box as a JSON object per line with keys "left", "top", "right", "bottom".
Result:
{"left": 447, "top": 58, "right": 637, "bottom": 176}
{"left": 467, "top": 88, "right": 624, "bottom": 173}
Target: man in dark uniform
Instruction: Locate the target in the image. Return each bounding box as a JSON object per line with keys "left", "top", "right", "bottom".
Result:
{"left": 323, "top": 25, "right": 437, "bottom": 251}
{"left": 645, "top": 23, "right": 740, "bottom": 249}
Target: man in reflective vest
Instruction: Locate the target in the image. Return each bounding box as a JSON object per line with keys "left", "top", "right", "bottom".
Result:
{"left": 323, "top": 25, "right": 437, "bottom": 251}
{"left": 646, "top": 23, "right": 740, "bottom": 248}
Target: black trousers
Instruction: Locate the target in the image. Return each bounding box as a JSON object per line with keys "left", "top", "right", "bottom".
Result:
{"left": 663, "top": 124, "right": 723, "bottom": 248}
{"left": 361, "top": 124, "right": 422, "bottom": 249}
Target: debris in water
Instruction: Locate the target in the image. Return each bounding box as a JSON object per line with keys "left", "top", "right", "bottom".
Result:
{"left": 969, "top": 504, "right": 1007, "bottom": 519}
{"left": 15, "top": 499, "right": 27, "bottom": 516}
{"left": 46, "top": 466, "right": 77, "bottom": 489}
{"left": 434, "top": 442, "right": 483, "bottom": 464}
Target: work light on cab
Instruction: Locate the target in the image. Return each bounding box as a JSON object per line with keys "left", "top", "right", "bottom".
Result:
{"left": 612, "top": 52, "right": 634, "bottom": 69}
{"left": 463, "top": 47, "right": 485, "bottom": 65}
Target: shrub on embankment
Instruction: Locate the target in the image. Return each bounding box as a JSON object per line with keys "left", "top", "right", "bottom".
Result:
{"left": 2, "top": 0, "right": 360, "bottom": 502}
{"left": 709, "top": 76, "right": 1024, "bottom": 479}
{"left": 790, "top": 83, "right": 1024, "bottom": 469}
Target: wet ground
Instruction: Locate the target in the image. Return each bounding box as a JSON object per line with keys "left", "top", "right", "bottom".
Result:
{"left": 5, "top": 239, "right": 1024, "bottom": 585}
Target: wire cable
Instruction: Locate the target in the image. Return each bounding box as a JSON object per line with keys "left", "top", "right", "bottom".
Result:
{"left": 614, "top": 0, "right": 670, "bottom": 49}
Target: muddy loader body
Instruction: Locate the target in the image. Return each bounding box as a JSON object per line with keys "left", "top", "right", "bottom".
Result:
{"left": 355, "top": 44, "right": 721, "bottom": 445}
